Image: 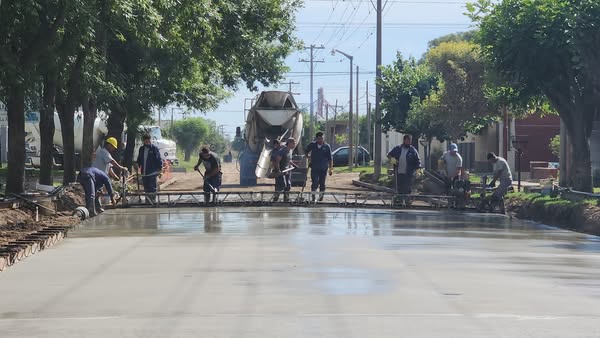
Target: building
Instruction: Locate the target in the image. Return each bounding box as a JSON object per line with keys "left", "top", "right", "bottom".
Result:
{"left": 376, "top": 113, "right": 560, "bottom": 178}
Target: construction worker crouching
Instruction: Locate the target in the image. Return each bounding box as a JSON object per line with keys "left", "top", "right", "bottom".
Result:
{"left": 136, "top": 134, "right": 163, "bottom": 203}
{"left": 77, "top": 166, "right": 116, "bottom": 217}
{"left": 487, "top": 152, "right": 513, "bottom": 201}
{"left": 194, "top": 146, "right": 222, "bottom": 203}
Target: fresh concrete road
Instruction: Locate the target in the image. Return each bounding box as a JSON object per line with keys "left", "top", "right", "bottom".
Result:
{"left": 1, "top": 207, "right": 600, "bottom": 337}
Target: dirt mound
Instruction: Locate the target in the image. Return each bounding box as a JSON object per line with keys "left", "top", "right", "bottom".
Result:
{"left": 57, "top": 184, "right": 86, "bottom": 211}
{"left": 0, "top": 185, "right": 83, "bottom": 247}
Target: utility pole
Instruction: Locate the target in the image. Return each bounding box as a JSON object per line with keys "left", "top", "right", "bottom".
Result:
{"left": 300, "top": 45, "right": 324, "bottom": 139}
{"left": 366, "top": 81, "right": 371, "bottom": 155}
{"left": 333, "top": 100, "right": 338, "bottom": 149}
{"left": 280, "top": 81, "right": 300, "bottom": 94}
{"left": 325, "top": 104, "right": 329, "bottom": 139}
{"left": 374, "top": 0, "right": 383, "bottom": 179}
{"left": 356, "top": 65, "right": 359, "bottom": 167}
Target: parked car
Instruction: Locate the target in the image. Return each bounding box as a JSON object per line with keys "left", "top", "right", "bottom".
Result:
{"left": 331, "top": 146, "right": 370, "bottom": 167}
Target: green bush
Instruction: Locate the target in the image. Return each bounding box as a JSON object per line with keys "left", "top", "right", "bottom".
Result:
{"left": 594, "top": 169, "right": 600, "bottom": 188}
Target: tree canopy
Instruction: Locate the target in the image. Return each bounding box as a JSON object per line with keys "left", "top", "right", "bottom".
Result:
{"left": 171, "top": 118, "right": 210, "bottom": 162}
{"left": 469, "top": 0, "right": 600, "bottom": 192}
{"left": 0, "top": 0, "right": 301, "bottom": 193}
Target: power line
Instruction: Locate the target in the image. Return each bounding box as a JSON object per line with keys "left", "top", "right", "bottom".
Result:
{"left": 298, "top": 21, "right": 471, "bottom": 27}
{"left": 323, "top": 1, "right": 362, "bottom": 46}
{"left": 311, "top": 0, "right": 341, "bottom": 44}
{"left": 306, "top": 0, "right": 467, "bottom": 3}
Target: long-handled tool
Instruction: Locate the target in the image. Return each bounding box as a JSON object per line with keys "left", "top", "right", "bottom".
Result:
{"left": 296, "top": 165, "right": 310, "bottom": 203}
{"left": 196, "top": 169, "right": 217, "bottom": 193}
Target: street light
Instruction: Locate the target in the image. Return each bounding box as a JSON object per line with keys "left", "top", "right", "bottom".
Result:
{"left": 419, "top": 138, "right": 430, "bottom": 170}
{"left": 511, "top": 135, "right": 528, "bottom": 192}
{"left": 331, "top": 49, "right": 353, "bottom": 171}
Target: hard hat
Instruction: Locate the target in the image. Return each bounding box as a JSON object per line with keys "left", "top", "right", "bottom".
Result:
{"left": 286, "top": 137, "right": 296, "bottom": 143}
{"left": 105, "top": 137, "right": 118, "bottom": 148}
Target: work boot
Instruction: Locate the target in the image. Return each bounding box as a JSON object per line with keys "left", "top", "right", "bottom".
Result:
{"left": 95, "top": 198, "right": 104, "bottom": 214}
{"left": 86, "top": 198, "right": 97, "bottom": 217}
{"left": 318, "top": 192, "right": 324, "bottom": 202}
{"left": 283, "top": 192, "right": 290, "bottom": 203}
{"left": 311, "top": 191, "right": 316, "bottom": 202}
{"left": 273, "top": 192, "right": 280, "bottom": 202}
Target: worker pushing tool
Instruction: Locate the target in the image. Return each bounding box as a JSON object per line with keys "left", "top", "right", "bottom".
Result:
{"left": 439, "top": 143, "right": 464, "bottom": 194}
{"left": 194, "top": 145, "right": 222, "bottom": 203}
{"left": 304, "top": 132, "right": 333, "bottom": 201}
{"left": 136, "top": 134, "right": 163, "bottom": 203}
{"left": 387, "top": 134, "right": 421, "bottom": 194}
{"left": 271, "top": 137, "right": 296, "bottom": 202}
{"left": 93, "top": 136, "right": 128, "bottom": 180}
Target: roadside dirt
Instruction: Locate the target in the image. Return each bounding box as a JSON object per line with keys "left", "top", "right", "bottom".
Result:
{"left": 164, "top": 161, "right": 367, "bottom": 192}
{"left": 0, "top": 185, "right": 83, "bottom": 247}
{"left": 506, "top": 197, "right": 600, "bottom": 236}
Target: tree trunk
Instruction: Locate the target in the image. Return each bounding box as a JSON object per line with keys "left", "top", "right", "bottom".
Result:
{"left": 81, "top": 96, "right": 97, "bottom": 167}
{"left": 106, "top": 107, "right": 126, "bottom": 162}
{"left": 5, "top": 85, "right": 26, "bottom": 195}
{"left": 39, "top": 71, "right": 57, "bottom": 186}
{"left": 123, "top": 127, "right": 138, "bottom": 170}
{"left": 56, "top": 98, "right": 76, "bottom": 184}
{"left": 564, "top": 113, "right": 593, "bottom": 192}
{"left": 185, "top": 149, "right": 192, "bottom": 162}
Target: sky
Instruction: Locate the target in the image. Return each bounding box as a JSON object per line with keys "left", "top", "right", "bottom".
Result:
{"left": 166, "top": 0, "right": 474, "bottom": 139}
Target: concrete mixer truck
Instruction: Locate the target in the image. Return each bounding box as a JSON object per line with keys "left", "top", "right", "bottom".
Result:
{"left": 239, "top": 91, "right": 307, "bottom": 186}
{"left": 24, "top": 111, "right": 178, "bottom": 168}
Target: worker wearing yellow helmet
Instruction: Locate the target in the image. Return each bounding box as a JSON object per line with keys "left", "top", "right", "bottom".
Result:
{"left": 93, "top": 136, "right": 127, "bottom": 180}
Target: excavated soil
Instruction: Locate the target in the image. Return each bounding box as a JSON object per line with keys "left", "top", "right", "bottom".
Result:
{"left": 0, "top": 185, "right": 83, "bottom": 247}
{"left": 165, "top": 161, "right": 365, "bottom": 193}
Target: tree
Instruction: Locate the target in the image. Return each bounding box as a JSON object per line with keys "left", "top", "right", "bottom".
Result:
{"left": 205, "top": 120, "right": 228, "bottom": 154}
{"left": 470, "top": 0, "right": 600, "bottom": 192}
{"left": 0, "top": 0, "right": 67, "bottom": 194}
{"left": 428, "top": 31, "right": 476, "bottom": 49}
{"left": 171, "top": 118, "right": 209, "bottom": 161}
{"left": 379, "top": 54, "right": 438, "bottom": 132}
{"left": 550, "top": 135, "right": 560, "bottom": 159}
{"left": 423, "top": 41, "right": 493, "bottom": 141}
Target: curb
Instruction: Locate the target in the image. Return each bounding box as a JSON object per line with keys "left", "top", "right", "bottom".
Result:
{"left": 159, "top": 178, "right": 177, "bottom": 190}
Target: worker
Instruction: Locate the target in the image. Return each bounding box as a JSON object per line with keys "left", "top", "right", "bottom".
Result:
{"left": 439, "top": 143, "right": 463, "bottom": 193}
{"left": 136, "top": 134, "right": 163, "bottom": 203}
{"left": 304, "top": 132, "right": 333, "bottom": 201}
{"left": 77, "top": 166, "right": 116, "bottom": 217}
{"left": 271, "top": 137, "right": 295, "bottom": 202}
{"left": 194, "top": 146, "right": 222, "bottom": 203}
{"left": 93, "top": 136, "right": 127, "bottom": 180}
{"left": 387, "top": 134, "right": 421, "bottom": 194}
{"left": 487, "top": 152, "right": 513, "bottom": 200}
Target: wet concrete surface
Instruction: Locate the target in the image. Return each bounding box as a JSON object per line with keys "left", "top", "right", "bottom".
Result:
{"left": 1, "top": 207, "right": 600, "bottom": 337}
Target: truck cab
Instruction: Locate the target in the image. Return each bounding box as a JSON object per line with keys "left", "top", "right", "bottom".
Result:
{"left": 136, "top": 126, "right": 179, "bottom": 166}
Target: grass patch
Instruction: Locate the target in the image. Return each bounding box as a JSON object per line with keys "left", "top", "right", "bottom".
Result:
{"left": 506, "top": 191, "right": 598, "bottom": 208}
{"left": 172, "top": 150, "right": 198, "bottom": 172}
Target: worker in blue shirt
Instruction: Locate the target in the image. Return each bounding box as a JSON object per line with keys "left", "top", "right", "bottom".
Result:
{"left": 77, "top": 166, "right": 116, "bottom": 217}
{"left": 304, "top": 132, "right": 333, "bottom": 201}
